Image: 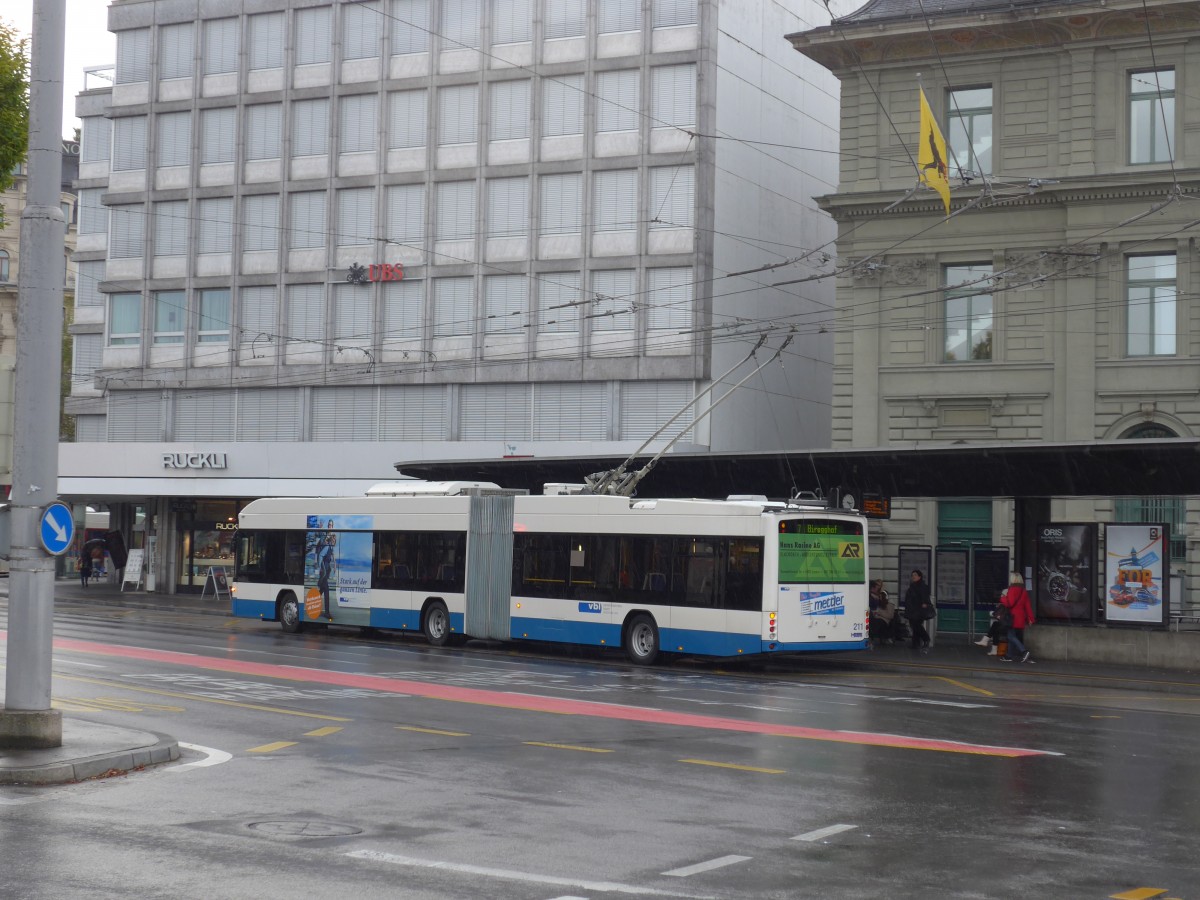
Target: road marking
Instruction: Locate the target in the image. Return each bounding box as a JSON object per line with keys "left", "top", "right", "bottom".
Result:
{"left": 679, "top": 759, "right": 784, "bottom": 774}
{"left": 53, "top": 659, "right": 107, "bottom": 668}
{"left": 791, "top": 824, "right": 857, "bottom": 842}
{"left": 42, "top": 635, "right": 1060, "bottom": 758}
{"left": 345, "top": 849, "right": 698, "bottom": 897}
{"left": 933, "top": 676, "right": 995, "bottom": 697}
{"left": 53, "top": 673, "right": 352, "bottom": 722}
{"left": 662, "top": 855, "right": 752, "bottom": 877}
{"left": 1110, "top": 889, "right": 1168, "bottom": 900}
{"left": 1091, "top": 715, "right": 1122, "bottom": 719}
{"left": 305, "top": 726, "right": 343, "bottom": 737}
{"left": 395, "top": 725, "right": 470, "bottom": 737}
{"left": 51, "top": 697, "right": 185, "bottom": 713}
{"left": 525, "top": 741, "right": 613, "bottom": 753}
{"left": 170, "top": 743, "right": 232, "bottom": 772}
{"left": 246, "top": 741, "right": 298, "bottom": 753}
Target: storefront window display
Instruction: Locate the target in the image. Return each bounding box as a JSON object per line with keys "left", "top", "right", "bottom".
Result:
{"left": 177, "top": 499, "right": 243, "bottom": 590}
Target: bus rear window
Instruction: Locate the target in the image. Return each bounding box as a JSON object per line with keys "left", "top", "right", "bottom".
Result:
{"left": 778, "top": 518, "right": 865, "bottom": 584}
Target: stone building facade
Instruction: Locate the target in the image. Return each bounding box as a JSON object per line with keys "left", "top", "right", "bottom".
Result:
{"left": 791, "top": 0, "right": 1200, "bottom": 611}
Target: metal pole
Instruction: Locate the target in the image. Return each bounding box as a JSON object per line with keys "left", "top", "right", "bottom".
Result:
{"left": 1, "top": 0, "right": 67, "bottom": 747}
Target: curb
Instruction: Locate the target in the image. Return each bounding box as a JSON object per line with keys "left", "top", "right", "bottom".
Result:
{"left": 0, "top": 732, "right": 181, "bottom": 786}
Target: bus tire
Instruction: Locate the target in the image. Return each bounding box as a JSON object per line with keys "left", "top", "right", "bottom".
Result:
{"left": 422, "top": 600, "right": 450, "bottom": 647}
{"left": 623, "top": 614, "right": 660, "bottom": 666}
{"left": 279, "top": 593, "right": 302, "bottom": 634}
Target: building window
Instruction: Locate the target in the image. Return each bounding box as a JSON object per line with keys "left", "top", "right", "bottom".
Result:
{"left": 943, "top": 264, "right": 993, "bottom": 362}
{"left": 287, "top": 284, "right": 325, "bottom": 344}
{"left": 245, "top": 104, "right": 283, "bottom": 160}
{"left": 947, "top": 87, "right": 991, "bottom": 179}
{"left": 295, "top": 6, "right": 332, "bottom": 66}
{"left": 0, "top": 249, "right": 8, "bottom": 282}
{"left": 441, "top": 0, "right": 482, "bottom": 50}
{"left": 243, "top": 194, "right": 280, "bottom": 252}
{"left": 388, "top": 90, "right": 428, "bottom": 149}
{"left": 240, "top": 286, "right": 278, "bottom": 343}
{"left": 153, "top": 200, "right": 189, "bottom": 257}
{"left": 80, "top": 117, "right": 111, "bottom": 165}
{"left": 435, "top": 181, "right": 476, "bottom": 242}
{"left": 492, "top": 0, "right": 531, "bottom": 45}
{"left": 1127, "top": 253, "right": 1176, "bottom": 356}
{"left": 248, "top": 12, "right": 285, "bottom": 71}
{"left": 649, "top": 165, "right": 694, "bottom": 228}
{"left": 292, "top": 99, "right": 330, "bottom": 157}
{"left": 109, "top": 293, "right": 142, "bottom": 346}
{"left": 542, "top": 75, "right": 584, "bottom": 137}
{"left": 537, "top": 272, "right": 581, "bottom": 334}
{"left": 109, "top": 205, "right": 145, "bottom": 259}
{"left": 112, "top": 117, "right": 148, "bottom": 171}
{"left": 654, "top": 0, "right": 698, "bottom": 28}
{"left": 486, "top": 177, "right": 529, "bottom": 238}
{"left": 200, "top": 108, "right": 236, "bottom": 165}
{"left": 339, "top": 95, "right": 378, "bottom": 154}
{"left": 646, "top": 267, "right": 693, "bottom": 331}
{"left": 386, "top": 184, "right": 425, "bottom": 245}
{"left": 337, "top": 187, "right": 376, "bottom": 247}
{"left": 342, "top": 1, "right": 381, "bottom": 60}
{"left": 650, "top": 65, "right": 696, "bottom": 129}
{"left": 593, "top": 170, "right": 638, "bottom": 233}
{"left": 591, "top": 270, "right": 635, "bottom": 331}
{"left": 1130, "top": 69, "right": 1174, "bottom": 165}
{"left": 484, "top": 274, "right": 526, "bottom": 333}
{"left": 203, "top": 18, "right": 239, "bottom": 76}
{"left": 197, "top": 198, "right": 234, "bottom": 255}
{"left": 153, "top": 291, "right": 185, "bottom": 344}
{"left": 596, "top": 71, "right": 640, "bottom": 134}
{"left": 197, "top": 289, "right": 231, "bottom": 343}
{"left": 383, "top": 280, "right": 424, "bottom": 342}
{"left": 600, "top": 0, "right": 642, "bottom": 34}
{"left": 115, "top": 29, "right": 151, "bottom": 84}
{"left": 490, "top": 80, "right": 530, "bottom": 142}
{"left": 540, "top": 173, "right": 582, "bottom": 235}
{"left": 438, "top": 85, "right": 479, "bottom": 146}
{"left": 158, "top": 23, "right": 194, "bottom": 80}
{"left": 334, "top": 283, "right": 373, "bottom": 342}
{"left": 392, "top": 0, "right": 431, "bottom": 55}
{"left": 546, "top": 0, "right": 586, "bottom": 40}
{"left": 289, "top": 191, "right": 328, "bottom": 249}
{"left": 433, "top": 277, "right": 473, "bottom": 337}
{"left": 157, "top": 112, "right": 191, "bottom": 168}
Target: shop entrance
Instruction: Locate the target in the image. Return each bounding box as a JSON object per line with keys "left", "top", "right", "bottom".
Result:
{"left": 176, "top": 499, "right": 242, "bottom": 592}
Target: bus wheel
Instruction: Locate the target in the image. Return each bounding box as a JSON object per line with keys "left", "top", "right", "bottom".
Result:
{"left": 624, "top": 614, "right": 660, "bottom": 666}
{"left": 279, "top": 593, "right": 302, "bottom": 634}
{"left": 422, "top": 600, "right": 450, "bottom": 647}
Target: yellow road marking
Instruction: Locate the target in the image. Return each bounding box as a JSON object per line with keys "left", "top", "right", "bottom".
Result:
{"left": 933, "top": 676, "right": 995, "bottom": 697}
{"left": 1091, "top": 715, "right": 1122, "bottom": 719}
{"left": 395, "top": 725, "right": 470, "bottom": 737}
{"left": 679, "top": 758, "right": 784, "bottom": 774}
{"left": 1110, "top": 889, "right": 1167, "bottom": 900}
{"left": 51, "top": 697, "right": 185, "bottom": 713}
{"left": 524, "top": 741, "right": 613, "bottom": 754}
{"left": 305, "top": 726, "right": 343, "bottom": 737}
{"left": 52, "top": 673, "right": 352, "bottom": 722}
{"left": 246, "top": 741, "right": 297, "bottom": 753}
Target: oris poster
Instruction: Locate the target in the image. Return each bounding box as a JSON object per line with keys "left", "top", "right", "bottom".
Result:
{"left": 1035, "top": 524, "right": 1096, "bottom": 623}
{"left": 1103, "top": 524, "right": 1169, "bottom": 627}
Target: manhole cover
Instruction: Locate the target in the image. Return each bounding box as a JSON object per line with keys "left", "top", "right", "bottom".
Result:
{"left": 247, "top": 821, "right": 363, "bottom": 837}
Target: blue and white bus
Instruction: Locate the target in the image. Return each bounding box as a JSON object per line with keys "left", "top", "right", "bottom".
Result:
{"left": 231, "top": 483, "right": 869, "bottom": 664}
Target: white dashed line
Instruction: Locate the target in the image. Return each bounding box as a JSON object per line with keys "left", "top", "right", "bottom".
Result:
{"left": 661, "top": 855, "right": 752, "bottom": 877}
{"left": 791, "top": 824, "right": 858, "bottom": 842}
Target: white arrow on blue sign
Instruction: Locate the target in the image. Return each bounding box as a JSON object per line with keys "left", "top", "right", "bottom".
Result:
{"left": 40, "top": 502, "right": 76, "bottom": 556}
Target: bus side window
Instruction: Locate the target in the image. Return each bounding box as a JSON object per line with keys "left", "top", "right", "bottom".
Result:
{"left": 725, "top": 538, "right": 764, "bottom": 611}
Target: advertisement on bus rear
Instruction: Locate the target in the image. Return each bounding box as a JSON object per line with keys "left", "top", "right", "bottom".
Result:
{"left": 778, "top": 520, "right": 865, "bottom": 584}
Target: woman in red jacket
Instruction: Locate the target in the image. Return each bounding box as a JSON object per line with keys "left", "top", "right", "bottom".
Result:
{"left": 1000, "top": 571, "right": 1036, "bottom": 663}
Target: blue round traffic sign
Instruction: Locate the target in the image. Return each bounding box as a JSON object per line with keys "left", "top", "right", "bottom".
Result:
{"left": 39, "top": 502, "right": 75, "bottom": 556}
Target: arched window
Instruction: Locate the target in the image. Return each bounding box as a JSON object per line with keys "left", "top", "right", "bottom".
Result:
{"left": 1117, "top": 422, "right": 1185, "bottom": 561}
{"left": 0, "top": 249, "right": 9, "bottom": 283}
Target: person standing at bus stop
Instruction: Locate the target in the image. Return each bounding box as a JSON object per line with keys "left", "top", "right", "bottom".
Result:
{"left": 903, "top": 569, "right": 933, "bottom": 653}
{"left": 79, "top": 549, "right": 92, "bottom": 588}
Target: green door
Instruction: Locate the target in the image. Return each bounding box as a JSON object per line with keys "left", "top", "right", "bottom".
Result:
{"left": 937, "top": 500, "right": 993, "bottom": 632}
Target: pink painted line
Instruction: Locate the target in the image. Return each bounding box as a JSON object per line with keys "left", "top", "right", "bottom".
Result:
{"left": 37, "top": 633, "right": 1055, "bottom": 758}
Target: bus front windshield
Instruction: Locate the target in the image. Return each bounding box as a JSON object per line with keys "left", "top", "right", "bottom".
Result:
{"left": 777, "top": 519, "right": 865, "bottom": 584}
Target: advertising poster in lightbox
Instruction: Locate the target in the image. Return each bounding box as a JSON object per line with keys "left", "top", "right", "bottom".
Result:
{"left": 1035, "top": 523, "right": 1095, "bottom": 622}
{"left": 304, "top": 515, "right": 374, "bottom": 618}
{"left": 1103, "top": 523, "right": 1169, "bottom": 627}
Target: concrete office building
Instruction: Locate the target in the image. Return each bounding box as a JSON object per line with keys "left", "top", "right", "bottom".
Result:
{"left": 791, "top": 0, "right": 1200, "bottom": 613}
{"left": 66, "top": 0, "right": 847, "bottom": 592}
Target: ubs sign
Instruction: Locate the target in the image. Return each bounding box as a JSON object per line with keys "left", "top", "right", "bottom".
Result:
{"left": 162, "top": 452, "right": 228, "bottom": 470}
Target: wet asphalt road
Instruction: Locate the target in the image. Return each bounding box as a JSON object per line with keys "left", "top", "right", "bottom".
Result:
{"left": 1, "top": 602, "right": 1198, "bottom": 900}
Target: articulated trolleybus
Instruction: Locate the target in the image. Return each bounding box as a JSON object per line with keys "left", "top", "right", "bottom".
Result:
{"left": 231, "top": 482, "right": 869, "bottom": 664}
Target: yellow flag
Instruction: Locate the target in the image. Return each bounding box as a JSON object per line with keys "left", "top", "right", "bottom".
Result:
{"left": 918, "top": 88, "right": 951, "bottom": 216}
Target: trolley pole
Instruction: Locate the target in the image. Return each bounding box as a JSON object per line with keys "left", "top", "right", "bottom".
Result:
{"left": 0, "top": 0, "right": 67, "bottom": 748}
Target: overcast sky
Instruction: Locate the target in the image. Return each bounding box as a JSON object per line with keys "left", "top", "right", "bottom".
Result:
{"left": 7, "top": 1, "right": 116, "bottom": 138}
